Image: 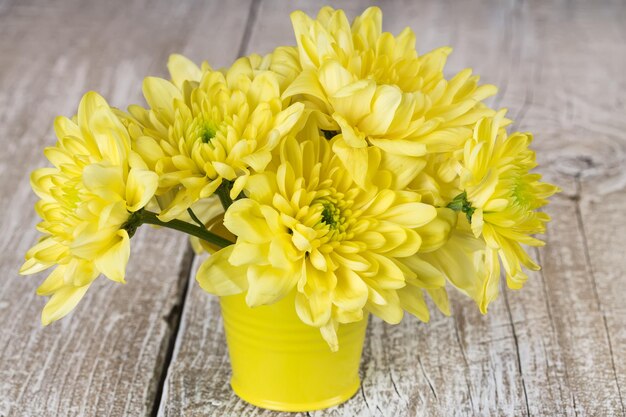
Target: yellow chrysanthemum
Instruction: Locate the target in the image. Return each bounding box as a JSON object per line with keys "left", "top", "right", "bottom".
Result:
{"left": 196, "top": 135, "right": 446, "bottom": 350}
{"left": 128, "top": 56, "right": 304, "bottom": 221}
{"left": 19, "top": 92, "right": 158, "bottom": 325}
{"left": 285, "top": 6, "right": 497, "bottom": 188}
{"left": 454, "top": 110, "right": 560, "bottom": 289}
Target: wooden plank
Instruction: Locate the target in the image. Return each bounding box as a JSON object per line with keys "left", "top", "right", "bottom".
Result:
{"left": 578, "top": 189, "right": 626, "bottom": 413}
{"left": 160, "top": 0, "right": 626, "bottom": 416}
{"left": 0, "top": 1, "right": 251, "bottom": 416}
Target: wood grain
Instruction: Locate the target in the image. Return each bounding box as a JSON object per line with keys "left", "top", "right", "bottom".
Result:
{"left": 1, "top": 0, "right": 625, "bottom": 416}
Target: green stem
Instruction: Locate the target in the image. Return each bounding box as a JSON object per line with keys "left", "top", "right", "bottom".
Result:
{"left": 216, "top": 181, "right": 234, "bottom": 211}
{"left": 216, "top": 189, "right": 232, "bottom": 211}
{"left": 186, "top": 208, "right": 205, "bottom": 228}
{"left": 140, "top": 211, "right": 233, "bottom": 248}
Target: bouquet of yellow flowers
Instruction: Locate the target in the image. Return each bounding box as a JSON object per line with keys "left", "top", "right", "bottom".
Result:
{"left": 21, "top": 7, "right": 558, "bottom": 354}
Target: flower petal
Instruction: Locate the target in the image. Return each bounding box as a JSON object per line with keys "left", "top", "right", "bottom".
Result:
{"left": 332, "top": 137, "right": 369, "bottom": 188}
{"left": 167, "top": 54, "right": 203, "bottom": 88}
{"left": 142, "top": 77, "right": 181, "bottom": 125}
{"left": 125, "top": 168, "right": 158, "bottom": 212}
{"left": 224, "top": 199, "right": 272, "bottom": 244}
{"left": 94, "top": 229, "right": 130, "bottom": 283}
{"left": 296, "top": 291, "right": 332, "bottom": 327}
{"left": 245, "top": 265, "right": 298, "bottom": 307}
{"left": 196, "top": 246, "right": 248, "bottom": 296}
{"left": 398, "top": 286, "right": 429, "bottom": 322}
{"left": 41, "top": 284, "right": 91, "bottom": 326}
{"left": 380, "top": 202, "right": 437, "bottom": 228}
{"left": 332, "top": 268, "right": 368, "bottom": 311}
{"left": 36, "top": 266, "right": 66, "bottom": 296}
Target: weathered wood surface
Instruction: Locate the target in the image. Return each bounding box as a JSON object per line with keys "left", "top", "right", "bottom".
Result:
{"left": 1, "top": 0, "right": 625, "bottom": 416}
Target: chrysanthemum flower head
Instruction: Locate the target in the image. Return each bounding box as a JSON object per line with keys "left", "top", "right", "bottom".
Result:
{"left": 196, "top": 135, "right": 445, "bottom": 350}
{"left": 129, "top": 56, "right": 305, "bottom": 221}
{"left": 455, "top": 110, "right": 560, "bottom": 289}
{"left": 285, "top": 6, "right": 497, "bottom": 188}
{"left": 20, "top": 92, "right": 158, "bottom": 325}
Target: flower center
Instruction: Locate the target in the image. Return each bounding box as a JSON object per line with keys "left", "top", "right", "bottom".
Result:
{"left": 511, "top": 176, "right": 532, "bottom": 208}
{"left": 188, "top": 115, "right": 219, "bottom": 145}
{"left": 199, "top": 121, "right": 217, "bottom": 144}
{"left": 320, "top": 201, "right": 342, "bottom": 229}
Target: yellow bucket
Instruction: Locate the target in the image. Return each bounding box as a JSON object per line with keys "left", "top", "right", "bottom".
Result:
{"left": 220, "top": 291, "right": 368, "bottom": 412}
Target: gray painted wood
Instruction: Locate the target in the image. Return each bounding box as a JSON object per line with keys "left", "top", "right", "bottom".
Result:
{"left": 1, "top": 0, "right": 625, "bottom": 416}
